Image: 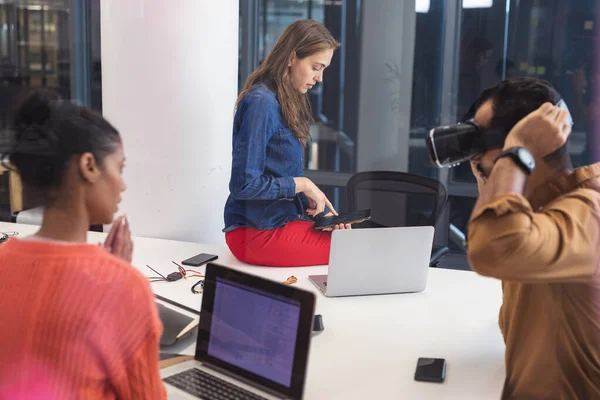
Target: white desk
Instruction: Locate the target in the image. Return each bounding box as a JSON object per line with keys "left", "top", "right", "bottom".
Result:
{"left": 0, "top": 222, "right": 506, "bottom": 399}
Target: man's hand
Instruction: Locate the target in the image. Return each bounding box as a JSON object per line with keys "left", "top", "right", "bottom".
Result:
{"left": 503, "top": 102, "right": 572, "bottom": 158}
{"left": 470, "top": 160, "right": 487, "bottom": 193}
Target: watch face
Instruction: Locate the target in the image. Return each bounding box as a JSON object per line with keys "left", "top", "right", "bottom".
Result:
{"left": 517, "top": 148, "right": 535, "bottom": 169}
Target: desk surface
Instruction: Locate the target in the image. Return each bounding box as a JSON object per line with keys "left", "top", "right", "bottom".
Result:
{"left": 1, "top": 222, "right": 506, "bottom": 399}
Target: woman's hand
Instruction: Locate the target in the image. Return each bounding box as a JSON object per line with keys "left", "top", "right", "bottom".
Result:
{"left": 103, "top": 215, "right": 133, "bottom": 263}
{"left": 294, "top": 177, "right": 338, "bottom": 217}
{"left": 321, "top": 212, "right": 352, "bottom": 232}
{"left": 323, "top": 222, "right": 352, "bottom": 232}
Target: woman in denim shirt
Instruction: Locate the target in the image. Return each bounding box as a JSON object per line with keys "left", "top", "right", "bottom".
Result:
{"left": 224, "top": 20, "right": 350, "bottom": 267}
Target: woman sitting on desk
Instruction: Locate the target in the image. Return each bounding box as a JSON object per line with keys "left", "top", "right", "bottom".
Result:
{"left": 0, "top": 91, "right": 165, "bottom": 399}
{"left": 224, "top": 20, "right": 351, "bottom": 268}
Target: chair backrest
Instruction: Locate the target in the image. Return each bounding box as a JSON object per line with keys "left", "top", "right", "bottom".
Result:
{"left": 0, "top": 163, "right": 23, "bottom": 215}
{"left": 346, "top": 171, "right": 448, "bottom": 229}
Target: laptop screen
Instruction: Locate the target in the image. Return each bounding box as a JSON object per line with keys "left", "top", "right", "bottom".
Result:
{"left": 207, "top": 276, "right": 302, "bottom": 388}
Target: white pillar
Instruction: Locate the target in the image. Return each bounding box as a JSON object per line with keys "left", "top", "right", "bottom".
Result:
{"left": 356, "top": 0, "right": 416, "bottom": 172}
{"left": 100, "top": 0, "right": 238, "bottom": 244}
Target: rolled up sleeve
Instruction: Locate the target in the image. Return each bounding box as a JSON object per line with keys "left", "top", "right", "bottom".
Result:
{"left": 467, "top": 190, "right": 600, "bottom": 283}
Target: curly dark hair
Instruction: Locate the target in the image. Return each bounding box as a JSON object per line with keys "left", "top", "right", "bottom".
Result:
{"left": 466, "top": 78, "right": 572, "bottom": 169}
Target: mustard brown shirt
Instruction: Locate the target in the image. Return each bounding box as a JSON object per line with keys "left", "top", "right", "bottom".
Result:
{"left": 468, "top": 163, "right": 600, "bottom": 400}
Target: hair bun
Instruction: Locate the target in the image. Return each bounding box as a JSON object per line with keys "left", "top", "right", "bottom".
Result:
{"left": 14, "top": 89, "right": 61, "bottom": 128}
{"left": 3, "top": 89, "right": 120, "bottom": 192}
{"left": 9, "top": 89, "right": 63, "bottom": 157}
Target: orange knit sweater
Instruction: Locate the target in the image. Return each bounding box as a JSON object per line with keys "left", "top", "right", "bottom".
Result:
{"left": 0, "top": 239, "right": 167, "bottom": 399}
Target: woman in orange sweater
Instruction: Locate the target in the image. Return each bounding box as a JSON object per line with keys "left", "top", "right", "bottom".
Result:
{"left": 0, "top": 91, "right": 166, "bottom": 399}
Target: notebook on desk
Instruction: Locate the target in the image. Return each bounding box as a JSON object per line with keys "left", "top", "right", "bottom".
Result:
{"left": 161, "top": 263, "right": 316, "bottom": 400}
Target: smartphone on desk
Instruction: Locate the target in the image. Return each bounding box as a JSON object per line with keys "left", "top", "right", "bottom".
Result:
{"left": 313, "top": 209, "right": 371, "bottom": 230}
{"left": 181, "top": 253, "right": 218, "bottom": 267}
{"left": 414, "top": 357, "right": 446, "bottom": 383}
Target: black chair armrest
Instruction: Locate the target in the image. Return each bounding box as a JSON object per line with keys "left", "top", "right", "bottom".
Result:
{"left": 429, "top": 246, "right": 449, "bottom": 268}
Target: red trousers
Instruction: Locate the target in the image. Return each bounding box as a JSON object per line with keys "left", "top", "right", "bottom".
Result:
{"left": 225, "top": 221, "right": 332, "bottom": 267}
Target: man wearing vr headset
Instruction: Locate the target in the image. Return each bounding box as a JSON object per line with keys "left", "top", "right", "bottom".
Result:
{"left": 456, "top": 78, "right": 600, "bottom": 399}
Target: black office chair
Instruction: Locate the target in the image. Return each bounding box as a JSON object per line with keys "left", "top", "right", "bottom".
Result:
{"left": 346, "top": 171, "right": 449, "bottom": 267}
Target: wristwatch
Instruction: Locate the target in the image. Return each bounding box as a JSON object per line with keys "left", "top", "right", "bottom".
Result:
{"left": 495, "top": 147, "right": 535, "bottom": 175}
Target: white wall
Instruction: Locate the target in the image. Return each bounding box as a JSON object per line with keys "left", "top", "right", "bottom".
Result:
{"left": 100, "top": 0, "right": 238, "bottom": 244}
{"left": 356, "top": 0, "right": 416, "bottom": 172}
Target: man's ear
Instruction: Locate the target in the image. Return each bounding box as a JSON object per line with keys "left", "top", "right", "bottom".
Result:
{"left": 78, "top": 152, "right": 100, "bottom": 183}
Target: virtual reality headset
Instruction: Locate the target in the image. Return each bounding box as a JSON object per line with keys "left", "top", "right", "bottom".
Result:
{"left": 425, "top": 99, "right": 573, "bottom": 168}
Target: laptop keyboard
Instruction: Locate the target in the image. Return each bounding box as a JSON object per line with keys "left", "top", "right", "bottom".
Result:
{"left": 164, "top": 368, "right": 268, "bottom": 400}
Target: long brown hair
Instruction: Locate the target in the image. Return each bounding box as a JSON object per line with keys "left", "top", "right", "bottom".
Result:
{"left": 237, "top": 19, "right": 339, "bottom": 145}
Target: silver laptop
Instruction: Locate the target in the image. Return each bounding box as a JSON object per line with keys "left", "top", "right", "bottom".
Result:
{"left": 309, "top": 226, "right": 435, "bottom": 297}
{"left": 162, "top": 263, "right": 316, "bottom": 399}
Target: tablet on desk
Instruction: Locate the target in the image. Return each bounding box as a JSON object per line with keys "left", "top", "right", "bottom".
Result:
{"left": 313, "top": 209, "right": 371, "bottom": 230}
{"left": 156, "top": 303, "right": 199, "bottom": 347}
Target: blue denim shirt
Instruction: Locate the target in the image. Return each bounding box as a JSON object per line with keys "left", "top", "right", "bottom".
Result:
{"left": 223, "top": 85, "right": 311, "bottom": 231}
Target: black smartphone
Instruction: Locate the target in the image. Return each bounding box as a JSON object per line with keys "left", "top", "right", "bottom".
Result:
{"left": 181, "top": 253, "right": 218, "bottom": 267}
{"left": 414, "top": 357, "right": 446, "bottom": 383}
{"left": 313, "top": 209, "right": 371, "bottom": 230}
